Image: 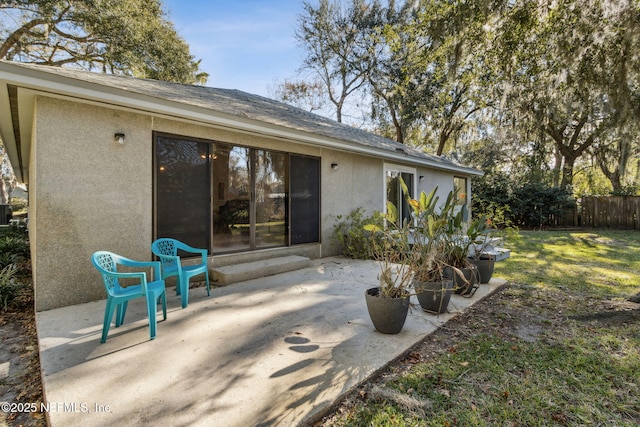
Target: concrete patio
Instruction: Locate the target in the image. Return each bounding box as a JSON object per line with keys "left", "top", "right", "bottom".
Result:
{"left": 36, "top": 257, "right": 506, "bottom": 427}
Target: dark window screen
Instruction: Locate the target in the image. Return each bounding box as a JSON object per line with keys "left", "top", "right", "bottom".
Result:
{"left": 290, "top": 155, "right": 320, "bottom": 244}
{"left": 155, "top": 136, "right": 210, "bottom": 250}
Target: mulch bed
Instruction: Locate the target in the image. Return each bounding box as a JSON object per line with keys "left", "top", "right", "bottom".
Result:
{"left": 0, "top": 280, "right": 46, "bottom": 427}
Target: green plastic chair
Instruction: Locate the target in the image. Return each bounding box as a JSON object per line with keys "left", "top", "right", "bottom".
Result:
{"left": 91, "top": 251, "right": 167, "bottom": 343}
{"left": 151, "top": 238, "right": 210, "bottom": 308}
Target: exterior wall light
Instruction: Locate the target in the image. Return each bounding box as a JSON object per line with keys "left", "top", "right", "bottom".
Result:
{"left": 331, "top": 163, "right": 339, "bottom": 170}
{"left": 419, "top": 175, "right": 425, "bottom": 181}
{"left": 114, "top": 133, "right": 125, "bottom": 145}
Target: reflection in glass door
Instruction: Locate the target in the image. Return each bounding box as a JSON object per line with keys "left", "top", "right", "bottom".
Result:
{"left": 212, "top": 145, "right": 251, "bottom": 252}
{"left": 155, "top": 134, "right": 318, "bottom": 255}
{"left": 385, "top": 169, "right": 414, "bottom": 226}
{"left": 254, "top": 150, "right": 287, "bottom": 249}
{"left": 211, "top": 146, "right": 288, "bottom": 252}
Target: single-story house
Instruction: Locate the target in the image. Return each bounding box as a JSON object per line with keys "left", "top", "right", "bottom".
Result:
{"left": 0, "top": 60, "right": 482, "bottom": 311}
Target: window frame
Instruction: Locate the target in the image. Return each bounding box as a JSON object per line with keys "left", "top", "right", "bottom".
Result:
{"left": 383, "top": 163, "right": 417, "bottom": 227}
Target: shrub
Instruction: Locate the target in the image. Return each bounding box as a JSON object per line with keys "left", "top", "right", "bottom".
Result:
{"left": 10, "top": 197, "right": 28, "bottom": 213}
{"left": 0, "top": 236, "right": 30, "bottom": 259}
{"left": 332, "top": 208, "right": 383, "bottom": 259}
{"left": 0, "top": 264, "right": 19, "bottom": 310}
{"left": 511, "top": 183, "right": 575, "bottom": 228}
{"left": 472, "top": 174, "right": 576, "bottom": 229}
{"left": 610, "top": 184, "right": 639, "bottom": 196}
{"left": 0, "top": 223, "right": 30, "bottom": 276}
{"left": 0, "top": 223, "right": 29, "bottom": 240}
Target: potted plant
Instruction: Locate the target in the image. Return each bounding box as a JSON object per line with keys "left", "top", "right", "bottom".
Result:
{"left": 404, "top": 187, "right": 455, "bottom": 314}
{"left": 363, "top": 202, "right": 414, "bottom": 334}
{"left": 466, "top": 216, "right": 497, "bottom": 284}
{"left": 412, "top": 246, "right": 453, "bottom": 314}
{"left": 443, "top": 202, "right": 479, "bottom": 297}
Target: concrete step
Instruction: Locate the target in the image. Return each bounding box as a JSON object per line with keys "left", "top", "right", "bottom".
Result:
{"left": 210, "top": 255, "right": 312, "bottom": 285}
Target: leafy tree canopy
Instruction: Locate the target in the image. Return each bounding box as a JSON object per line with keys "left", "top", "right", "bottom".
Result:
{"left": 292, "top": 0, "right": 639, "bottom": 195}
{"left": 0, "top": 0, "right": 208, "bottom": 84}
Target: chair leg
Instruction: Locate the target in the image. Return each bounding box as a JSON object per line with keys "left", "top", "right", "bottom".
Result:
{"left": 116, "top": 301, "right": 128, "bottom": 327}
{"left": 180, "top": 278, "right": 189, "bottom": 309}
{"left": 161, "top": 292, "right": 167, "bottom": 320}
{"left": 205, "top": 270, "right": 211, "bottom": 297}
{"left": 146, "top": 294, "right": 158, "bottom": 340}
{"left": 102, "top": 299, "right": 116, "bottom": 343}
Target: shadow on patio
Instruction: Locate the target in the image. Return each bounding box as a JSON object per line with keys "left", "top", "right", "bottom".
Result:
{"left": 36, "top": 257, "right": 505, "bottom": 427}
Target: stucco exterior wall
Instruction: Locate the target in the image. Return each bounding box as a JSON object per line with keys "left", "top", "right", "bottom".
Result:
{"left": 320, "top": 152, "right": 383, "bottom": 256}
{"left": 30, "top": 98, "right": 462, "bottom": 310}
{"left": 32, "top": 97, "right": 153, "bottom": 310}
{"left": 417, "top": 167, "right": 459, "bottom": 203}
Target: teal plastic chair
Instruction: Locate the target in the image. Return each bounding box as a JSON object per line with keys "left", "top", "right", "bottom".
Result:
{"left": 92, "top": 251, "right": 167, "bottom": 343}
{"left": 151, "top": 238, "right": 210, "bottom": 308}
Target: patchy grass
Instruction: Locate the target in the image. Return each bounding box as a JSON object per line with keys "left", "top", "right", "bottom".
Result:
{"left": 320, "top": 230, "right": 640, "bottom": 427}
{"left": 498, "top": 231, "right": 640, "bottom": 298}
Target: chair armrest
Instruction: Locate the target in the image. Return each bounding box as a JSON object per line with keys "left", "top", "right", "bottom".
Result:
{"left": 103, "top": 270, "right": 146, "bottom": 280}
{"left": 176, "top": 243, "right": 208, "bottom": 262}
{"left": 116, "top": 258, "right": 162, "bottom": 282}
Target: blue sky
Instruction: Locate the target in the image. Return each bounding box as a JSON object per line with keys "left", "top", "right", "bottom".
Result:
{"left": 163, "top": 0, "right": 308, "bottom": 96}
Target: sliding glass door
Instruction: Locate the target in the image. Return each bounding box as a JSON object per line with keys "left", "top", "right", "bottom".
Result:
{"left": 155, "top": 134, "right": 319, "bottom": 254}
{"left": 211, "top": 145, "right": 251, "bottom": 252}
{"left": 254, "top": 149, "right": 287, "bottom": 249}
{"left": 155, "top": 136, "right": 211, "bottom": 250}
{"left": 290, "top": 155, "right": 320, "bottom": 244}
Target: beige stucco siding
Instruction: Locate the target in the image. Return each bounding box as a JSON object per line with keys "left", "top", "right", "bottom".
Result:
{"left": 32, "top": 97, "right": 153, "bottom": 310}
{"left": 29, "top": 97, "right": 464, "bottom": 311}
{"left": 320, "top": 153, "right": 383, "bottom": 256}
{"left": 417, "top": 167, "right": 458, "bottom": 201}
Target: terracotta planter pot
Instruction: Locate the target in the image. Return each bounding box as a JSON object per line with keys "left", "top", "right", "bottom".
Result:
{"left": 414, "top": 279, "right": 454, "bottom": 314}
{"left": 365, "top": 287, "right": 410, "bottom": 334}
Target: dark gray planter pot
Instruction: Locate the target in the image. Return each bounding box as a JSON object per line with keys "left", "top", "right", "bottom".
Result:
{"left": 365, "top": 287, "right": 410, "bottom": 334}
{"left": 444, "top": 266, "right": 479, "bottom": 296}
{"left": 469, "top": 256, "right": 495, "bottom": 284}
{"left": 414, "top": 279, "right": 454, "bottom": 314}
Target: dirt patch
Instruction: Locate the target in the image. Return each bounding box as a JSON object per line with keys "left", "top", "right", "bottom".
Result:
{"left": 570, "top": 300, "right": 640, "bottom": 326}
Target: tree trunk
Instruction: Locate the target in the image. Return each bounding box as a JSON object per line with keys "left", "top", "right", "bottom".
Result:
{"left": 547, "top": 117, "right": 594, "bottom": 190}
{"left": 596, "top": 136, "right": 632, "bottom": 193}
{"left": 0, "top": 179, "right": 10, "bottom": 205}
{"left": 560, "top": 154, "right": 577, "bottom": 189}
{"left": 436, "top": 131, "right": 448, "bottom": 156}
{"left": 552, "top": 146, "right": 563, "bottom": 188}
{"left": 598, "top": 161, "right": 622, "bottom": 193}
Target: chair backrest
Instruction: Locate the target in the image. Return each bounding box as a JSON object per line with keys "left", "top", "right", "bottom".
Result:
{"left": 153, "top": 238, "right": 178, "bottom": 256}
{"left": 151, "top": 238, "right": 180, "bottom": 270}
{"left": 91, "top": 251, "right": 120, "bottom": 295}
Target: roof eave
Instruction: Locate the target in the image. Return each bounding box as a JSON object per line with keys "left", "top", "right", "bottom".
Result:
{"left": 0, "top": 61, "right": 483, "bottom": 180}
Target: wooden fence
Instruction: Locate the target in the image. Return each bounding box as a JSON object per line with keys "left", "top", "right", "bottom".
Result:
{"left": 579, "top": 196, "right": 640, "bottom": 229}
{"left": 547, "top": 205, "right": 578, "bottom": 227}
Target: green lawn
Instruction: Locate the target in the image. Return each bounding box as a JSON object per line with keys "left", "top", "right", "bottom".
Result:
{"left": 324, "top": 230, "right": 640, "bottom": 426}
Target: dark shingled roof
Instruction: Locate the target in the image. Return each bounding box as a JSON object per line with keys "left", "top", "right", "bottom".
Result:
{"left": 6, "top": 61, "right": 481, "bottom": 175}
